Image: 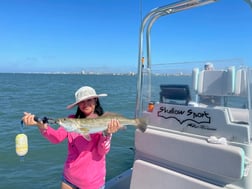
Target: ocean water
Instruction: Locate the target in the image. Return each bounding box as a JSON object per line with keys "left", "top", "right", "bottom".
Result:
{"left": 0, "top": 73, "right": 138, "bottom": 189}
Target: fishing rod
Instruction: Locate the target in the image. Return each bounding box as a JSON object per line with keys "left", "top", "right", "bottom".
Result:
{"left": 34, "top": 116, "right": 52, "bottom": 124}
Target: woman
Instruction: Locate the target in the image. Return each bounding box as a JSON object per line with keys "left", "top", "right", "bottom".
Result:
{"left": 22, "top": 86, "right": 120, "bottom": 189}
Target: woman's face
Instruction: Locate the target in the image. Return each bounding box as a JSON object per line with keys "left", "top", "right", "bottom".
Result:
{"left": 78, "top": 98, "right": 97, "bottom": 116}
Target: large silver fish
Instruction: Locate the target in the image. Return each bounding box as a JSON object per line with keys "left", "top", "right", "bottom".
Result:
{"left": 55, "top": 113, "right": 147, "bottom": 139}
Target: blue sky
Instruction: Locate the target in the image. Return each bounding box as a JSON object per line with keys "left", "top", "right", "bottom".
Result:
{"left": 0, "top": 0, "right": 251, "bottom": 73}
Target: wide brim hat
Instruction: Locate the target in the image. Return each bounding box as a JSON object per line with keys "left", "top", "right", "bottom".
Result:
{"left": 67, "top": 86, "right": 107, "bottom": 109}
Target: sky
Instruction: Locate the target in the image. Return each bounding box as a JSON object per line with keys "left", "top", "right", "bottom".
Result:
{"left": 0, "top": 0, "right": 251, "bottom": 73}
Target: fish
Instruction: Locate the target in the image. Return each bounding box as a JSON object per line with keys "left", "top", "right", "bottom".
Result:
{"left": 55, "top": 113, "right": 147, "bottom": 140}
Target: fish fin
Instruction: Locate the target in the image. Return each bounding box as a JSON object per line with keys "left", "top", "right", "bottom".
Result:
{"left": 102, "top": 112, "right": 121, "bottom": 118}
{"left": 117, "top": 125, "right": 127, "bottom": 131}
{"left": 135, "top": 118, "right": 147, "bottom": 132}
{"left": 79, "top": 128, "right": 90, "bottom": 134}
{"left": 121, "top": 125, "right": 127, "bottom": 130}
{"left": 79, "top": 128, "right": 91, "bottom": 141}
{"left": 103, "top": 112, "right": 118, "bottom": 116}
{"left": 82, "top": 134, "right": 91, "bottom": 141}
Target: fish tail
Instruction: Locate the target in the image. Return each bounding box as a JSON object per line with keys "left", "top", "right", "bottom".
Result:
{"left": 135, "top": 118, "right": 147, "bottom": 132}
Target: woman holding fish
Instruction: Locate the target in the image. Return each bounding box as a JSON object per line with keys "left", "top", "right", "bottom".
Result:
{"left": 22, "top": 86, "right": 120, "bottom": 189}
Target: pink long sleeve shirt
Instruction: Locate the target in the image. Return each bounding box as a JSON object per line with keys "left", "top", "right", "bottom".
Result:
{"left": 40, "top": 116, "right": 112, "bottom": 189}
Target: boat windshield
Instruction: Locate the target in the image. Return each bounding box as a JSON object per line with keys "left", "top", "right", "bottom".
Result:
{"left": 139, "top": 61, "right": 252, "bottom": 111}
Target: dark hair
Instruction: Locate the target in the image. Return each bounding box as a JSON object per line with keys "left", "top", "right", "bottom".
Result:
{"left": 74, "top": 98, "right": 104, "bottom": 118}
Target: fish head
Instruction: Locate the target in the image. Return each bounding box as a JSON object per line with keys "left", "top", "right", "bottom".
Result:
{"left": 56, "top": 118, "right": 68, "bottom": 125}
{"left": 56, "top": 118, "right": 77, "bottom": 131}
{"left": 56, "top": 118, "right": 91, "bottom": 140}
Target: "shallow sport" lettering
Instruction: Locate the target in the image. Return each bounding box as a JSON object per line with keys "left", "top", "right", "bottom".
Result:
{"left": 157, "top": 106, "right": 211, "bottom": 124}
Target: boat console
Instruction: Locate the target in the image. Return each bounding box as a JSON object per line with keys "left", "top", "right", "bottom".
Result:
{"left": 132, "top": 64, "right": 251, "bottom": 188}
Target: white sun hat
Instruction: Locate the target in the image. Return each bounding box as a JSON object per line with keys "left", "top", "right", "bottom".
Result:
{"left": 67, "top": 86, "right": 107, "bottom": 109}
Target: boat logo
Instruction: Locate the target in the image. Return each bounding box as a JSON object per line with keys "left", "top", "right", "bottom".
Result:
{"left": 157, "top": 106, "right": 211, "bottom": 124}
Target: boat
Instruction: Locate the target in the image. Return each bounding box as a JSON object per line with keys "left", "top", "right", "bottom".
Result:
{"left": 106, "top": 0, "right": 252, "bottom": 188}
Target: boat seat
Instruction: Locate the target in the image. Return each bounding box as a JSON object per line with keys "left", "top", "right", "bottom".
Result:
{"left": 130, "top": 160, "right": 223, "bottom": 189}
{"left": 192, "top": 67, "right": 235, "bottom": 105}
{"left": 134, "top": 129, "right": 245, "bottom": 186}
{"left": 227, "top": 108, "right": 249, "bottom": 124}
{"left": 159, "top": 84, "right": 191, "bottom": 105}
{"left": 197, "top": 70, "right": 231, "bottom": 96}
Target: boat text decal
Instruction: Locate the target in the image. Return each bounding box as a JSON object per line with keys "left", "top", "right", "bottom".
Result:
{"left": 157, "top": 106, "right": 211, "bottom": 125}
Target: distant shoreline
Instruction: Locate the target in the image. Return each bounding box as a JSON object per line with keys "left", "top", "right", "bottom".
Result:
{"left": 0, "top": 72, "right": 191, "bottom": 76}
{"left": 0, "top": 72, "right": 137, "bottom": 76}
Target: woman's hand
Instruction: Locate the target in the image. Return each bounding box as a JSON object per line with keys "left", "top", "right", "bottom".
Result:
{"left": 22, "top": 112, "right": 48, "bottom": 130}
{"left": 103, "top": 119, "right": 120, "bottom": 136}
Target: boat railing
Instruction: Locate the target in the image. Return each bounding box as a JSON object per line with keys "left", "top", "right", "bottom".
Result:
{"left": 136, "top": 0, "right": 218, "bottom": 118}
